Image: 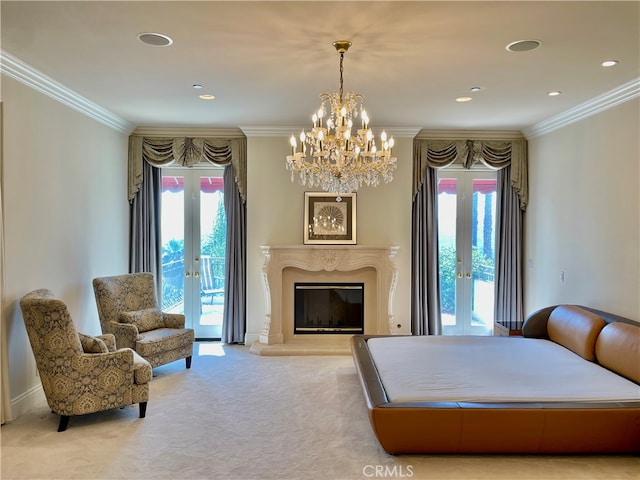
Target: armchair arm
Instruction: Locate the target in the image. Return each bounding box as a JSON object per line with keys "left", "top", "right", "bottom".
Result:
{"left": 163, "top": 312, "right": 186, "bottom": 329}
{"left": 522, "top": 305, "right": 557, "bottom": 338}
{"left": 53, "top": 349, "right": 136, "bottom": 416}
{"left": 104, "top": 320, "right": 139, "bottom": 349}
{"left": 75, "top": 348, "right": 134, "bottom": 373}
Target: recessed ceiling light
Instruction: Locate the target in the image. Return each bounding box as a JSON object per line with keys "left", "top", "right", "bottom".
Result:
{"left": 192, "top": 84, "right": 204, "bottom": 89}
{"left": 456, "top": 97, "right": 473, "bottom": 103}
{"left": 137, "top": 32, "right": 173, "bottom": 47}
{"left": 199, "top": 94, "right": 215, "bottom": 100}
{"left": 506, "top": 40, "right": 542, "bottom": 52}
{"left": 470, "top": 87, "right": 482, "bottom": 93}
{"left": 547, "top": 91, "right": 562, "bottom": 97}
{"left": 602, "top": 60, "right": 619, "bottom": 67}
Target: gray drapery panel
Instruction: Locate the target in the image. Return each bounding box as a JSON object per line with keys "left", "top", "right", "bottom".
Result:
{"left": 494, "top": 166, "right": 524, "bottom": 329}
{"left": 411, "top": 137, "right": 527, "bottom": 334}
{"left": 411, "top": 140, "right": 461, "bottom": 335}
{"left": 221, "top": 165, "right": 247, "bottom": 344}
{"left": 129, "top": 161, "right": 162, "bottom": 292}
{"left": 128, "top": 136, "right": 247, "bottom": 204}
{"left": 411, "top": 142, "right": 442, "bottom": 335}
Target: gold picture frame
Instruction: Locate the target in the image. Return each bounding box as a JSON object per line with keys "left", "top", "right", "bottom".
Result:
{"left": 304, "top": 192, "right": 356, "bottom": 244}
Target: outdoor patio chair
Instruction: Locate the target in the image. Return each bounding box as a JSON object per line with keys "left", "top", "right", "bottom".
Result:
{"left": 92, "top": 273, "right": 194, "bottom": 370}
{"left": 200, "top": 255, "right": 224, "bottom": 305}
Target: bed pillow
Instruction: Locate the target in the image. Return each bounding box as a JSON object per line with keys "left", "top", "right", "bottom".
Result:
{"left": 595, "top": 322, "right": 640, "bottom": 384}
{"left": 119, "top": 308, "right": 164, "bottom": 333}
{"left": 547, "top": 305, "right": 606, "bottom": 361}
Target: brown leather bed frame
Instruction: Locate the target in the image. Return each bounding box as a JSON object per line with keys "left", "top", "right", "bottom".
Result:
{"left": 350, "top": 305, "right": 640, "bottom": 454}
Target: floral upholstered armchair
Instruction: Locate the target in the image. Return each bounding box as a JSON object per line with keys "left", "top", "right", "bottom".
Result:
{"left": 92, "top": 273, "right": 194, "bottom": 370}
{"left": 20, "top": 289, "right": 152, "bottom": 432}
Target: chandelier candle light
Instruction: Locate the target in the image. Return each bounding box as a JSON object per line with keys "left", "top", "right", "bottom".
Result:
{"left": 286, "top": 40, "right": 397, "bottom": 196}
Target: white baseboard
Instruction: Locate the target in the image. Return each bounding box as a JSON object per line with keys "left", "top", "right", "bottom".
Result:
{"left": 10, "top": 384, "right": 46, "bottom": 421}
{"left": 244, "top": 333, "right": 260, "bottom": 345}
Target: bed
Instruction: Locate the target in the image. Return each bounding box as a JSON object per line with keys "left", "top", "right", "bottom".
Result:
{"left": 351, "top": 305, "right": 640, "bottom": 454}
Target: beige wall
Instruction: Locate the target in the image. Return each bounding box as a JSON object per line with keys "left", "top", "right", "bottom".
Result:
{"left": 2, "top": 76, "right": 130, "bottom": 418}
{"left": 524, "top": 98, "right": 640, "bottom": 321}
{"left": 245, "top": 135, "right": 414, "bottom": 343}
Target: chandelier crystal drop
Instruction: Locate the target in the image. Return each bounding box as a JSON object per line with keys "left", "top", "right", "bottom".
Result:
{"left": 286, "top": 40, "right": 397, "bottom": 195}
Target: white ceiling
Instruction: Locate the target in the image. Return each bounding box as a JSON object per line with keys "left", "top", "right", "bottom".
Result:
{"left": 2, "top": 1, "right": 639, "bottom": 134}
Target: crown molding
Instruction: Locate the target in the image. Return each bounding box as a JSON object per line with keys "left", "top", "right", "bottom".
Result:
{"left": 240, "top": 125, "right": 421, "bottom": 138}
{"left": 132, "top": 126, "right": 245, "bottom": 137}
{"left": 4, "top": 49, "right": 636, "bottom": 141}
{"left": 523, "top": 78, "right": 640, "bottom": 139}
{"left": 415, "top": 129, "right": 525, "bottom": 140}
{"left": 1, "top": 50, "right": 133, "bottom": 134}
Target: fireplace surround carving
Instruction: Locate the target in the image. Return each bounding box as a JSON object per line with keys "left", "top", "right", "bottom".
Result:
{"left": 250, "top": 245, "right": 399, "bottom": 355}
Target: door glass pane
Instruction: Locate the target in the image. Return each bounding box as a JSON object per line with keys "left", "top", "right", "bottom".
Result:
{"left": 470, "top": 179, "right": 496, "bottom": 333}
{"left": 437, "top": 171, "right": 496, "bottom": 336}
{"left": 161, "top": 176, "right": 185, "bottom": 315}
{"left": 199, "top": 176, "right": 225, "bottom": 332}
{"left": 161, "top": 171, "right": 224, "bottom": 339}
{"left": 437, "top": 177, "right": 457, "bottom": 330}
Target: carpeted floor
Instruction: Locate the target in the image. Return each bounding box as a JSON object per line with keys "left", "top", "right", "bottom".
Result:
{"left": 1, "top": 343, "right": 639, "bottom": 480}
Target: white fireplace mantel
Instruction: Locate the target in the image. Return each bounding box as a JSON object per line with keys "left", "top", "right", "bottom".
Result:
{"left": 250, "top": 245, "right": 399, "bottom": 355}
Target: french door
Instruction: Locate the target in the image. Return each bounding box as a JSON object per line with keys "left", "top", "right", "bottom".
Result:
{"left": 437, "top": 169, "right": 497, "bottom": 335}
{"left": 160, "top": 167, "right": 226, "bottom": 339}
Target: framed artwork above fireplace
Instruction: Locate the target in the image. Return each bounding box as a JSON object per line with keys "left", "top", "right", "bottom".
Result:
{"left": 304, "top": 192, "right": 356, "bottom": 244}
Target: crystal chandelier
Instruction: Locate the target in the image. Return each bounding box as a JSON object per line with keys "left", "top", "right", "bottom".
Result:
{"left": 286, "top": 41, "right": 397, "bottom": 194}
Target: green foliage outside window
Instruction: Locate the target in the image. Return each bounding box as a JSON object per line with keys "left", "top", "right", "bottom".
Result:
{"left": 161, "top": 195, "right": 226, "bottom": 309}
{"left": 161, "top": 239, "right": 185, "bottom": 309}
{"left": 439, "top": 245, "right": 494, "bottom": 315}
{"left": 201, "top": 199, "right": 226, "bottom": 258}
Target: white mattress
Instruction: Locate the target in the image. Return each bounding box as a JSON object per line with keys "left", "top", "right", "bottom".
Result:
{"left": 367, "top": 336, "right": 640, "bottom": 403}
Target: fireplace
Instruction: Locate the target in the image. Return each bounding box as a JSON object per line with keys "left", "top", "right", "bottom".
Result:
{"left": 294, "top": 283, "right": 364, "bottom": 334}
{"left": 250, "top": 245, "right": 400, "bottom": 355}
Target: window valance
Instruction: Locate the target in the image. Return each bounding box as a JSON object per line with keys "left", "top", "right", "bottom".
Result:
{"left": 413, "top": 138, "right": 528, "bottom": 211}
{"left": 128, "top": 136, "right": 247, "bottom": 203}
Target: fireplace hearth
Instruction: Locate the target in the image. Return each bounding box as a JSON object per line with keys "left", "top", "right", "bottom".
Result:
{"left": 294, "top": 283, "right": 364, "bottom": 334}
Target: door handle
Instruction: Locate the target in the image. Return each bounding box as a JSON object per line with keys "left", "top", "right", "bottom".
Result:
{"left": 185, "top": 272, "right": 190, "bottom": 278}
{"left": 194, "top": 271, "right": 200, "bottom": 277}
{"left": 457, "top": 272, "right": 462, "bottom": 279}
{"left": 466, "top": 273, "right": 471, "bottom": 279}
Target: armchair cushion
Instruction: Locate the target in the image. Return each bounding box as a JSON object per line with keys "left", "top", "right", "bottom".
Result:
{"left": 162, "top": 312, "right": 186, "bottom": 329}
{"left": 119, "top": 308, "right": 164, "bottom": 333}
{"left": 78, "top": 333, "right": 109, "bottom": 354}
{"left": 136, "top": 328, "right": 195, "bottom": 359}
{"left": 96, "top": 333, "right": 117, "bottom": 352}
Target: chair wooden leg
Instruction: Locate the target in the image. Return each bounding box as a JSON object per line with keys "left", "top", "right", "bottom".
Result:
{"left": 139, "top": 402, "right": 147, "bottom": 418}
{"left": 58, "top": 415, "right": 70, "bottom": 432}
{"left": 186, "top": 356, "right": 192, "bottom": 369}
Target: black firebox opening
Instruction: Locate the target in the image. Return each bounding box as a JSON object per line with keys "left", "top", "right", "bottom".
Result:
{"left": 294, "top": 282, "right": 364, "bottom": 334}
